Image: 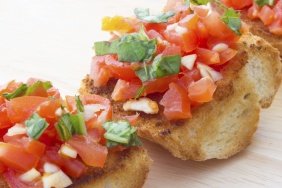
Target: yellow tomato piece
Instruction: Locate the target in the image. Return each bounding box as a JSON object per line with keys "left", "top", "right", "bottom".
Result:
{"left": 102, "top": 16, "right": 134, "bottom": 33}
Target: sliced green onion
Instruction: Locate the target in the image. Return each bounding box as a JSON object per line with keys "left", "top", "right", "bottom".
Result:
{"left": 2, "top": 84, "right": 28, "bottom": 100}
{"left": 75, "top": 95, "right": 84, "bottom": 112}
{"left": 25, "top": 113, "right": 49, "bottom": 140}
{"left": 55, "top": 114, "right": 73, "bottom": 141}
{"left": 70, "top": 112, "right": 87, "bottom": 135}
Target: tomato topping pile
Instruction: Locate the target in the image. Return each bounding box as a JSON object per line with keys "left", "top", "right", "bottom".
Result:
{"left": 0, "top": 79, "right": 141, "bottom": 188}
{"left": 222, "top": 0, "right": 282, "bottom": 35}
{"left": 91, "top": 0, "right": 243, "bottom": 121}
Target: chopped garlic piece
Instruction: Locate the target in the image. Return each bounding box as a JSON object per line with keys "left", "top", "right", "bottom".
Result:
{"left": 19, "top": 168, "right": 41, "bottom": 183}
{"left": 197, "top": 63, "right": 223, "bottom": 81}
{"left": 55, "top": 108, "right": 63, "bottom": 117}
{"left": 42, "top": 170, "right": 72, "bottom": 188}
{"left": 59, "top": 144, "right": 77, "bottom": 158}
{"left": 44, "top": 162, "right": 60, "bottom": 174}
{"left": 181, "top": 54, "right": 197, "bottom": 70}
{"left": 83, "top": 104, "right": 105, "bottom": 121}
{"left": 123, "top": 98, "right": 159, "bottom": 114}
{"left": 212, "top": 43, "right": 228, "bottom": 52}
{"left": 7, "top": 124, "right": 26, "bottom": 136}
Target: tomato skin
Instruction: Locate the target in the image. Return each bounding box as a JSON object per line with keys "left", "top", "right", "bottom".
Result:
{"left": 248, "top": 4, "right": 260, "bottom": 19}
{"left": 38, "top": 98, "right": 62, "bottom": 124}
{"left": 162, "top": 45, "right": 182, "bottom": 56}
{"left": 179, "top": 14, "right": 199, "bottom": 31}
{"left": 112, "top": 79, "right": 141, "bottom": 102}
{"left": 0, "top": 81, "right": 21, "bottom": 95}
{"left": 144, "top": 75, "right": 178, "bottom": 95}
{"left": 219, "top": 48, "right": 238, "bottom": 65}
{"left": 90, "top": 56, "right": 112, "bottom": 87}
{"left": 67, "top": 136, "right": 108, "bottom": 168}
{"left": 24, "top": 139, "right": 46, "bottom": 157}
{"left": 196, "top": 48, "right": 220, "bottom": 65}
{"left": 164, "top": 26, "right": 198, "bottom": 53}
{"left": 258, "top": 6, "right": 275, "bottom": 26}
{"left": 177, "top": 68, "right": 202, "bottom": 89}
{"left": 222, "top": 0, "right": 253, "bottom": 10}
{"left": 188, "top": 77, "right": 216, "bottom": 103}
{"left": 160, "top": 82, "right": 192, "bottom": 120}
{"left": 0, "top": 142, "right": 39, "bottom": 172}
{"left": 6, "top": 96, "right": 47, "bottom": 124}
{"left": 0, "top": 103, "right": 12, "bottom": 129}
{"left": 145, "top": 23, "right": 167, "bottom": 34}
{"left": 47, "top": 87, "right": 60, "bottom": 99}
{"left": 3, "top": 169, "right": 43, "bottom": 188}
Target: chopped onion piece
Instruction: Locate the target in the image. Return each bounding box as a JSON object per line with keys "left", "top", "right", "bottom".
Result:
{"left": 42, "top": 170, "right": 72, "bottom": 188}
{"left": 181, "top": 54, "right": 197, "bottom": 70}
{"left": 19, "top": 168, "right": 41, "bottom": 183}
{"left": 59, "top": 144, "right": 78, "bottom": 158}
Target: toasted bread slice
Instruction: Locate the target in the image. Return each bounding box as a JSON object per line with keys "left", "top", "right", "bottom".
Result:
{"left": 80, "top": 33, "right": 281, "bottom": 161}
{"left": 0, "top": 147, "right": 151, "bottom": 188}
{"left": 240, "top": 11, "right": 282, "bottom": 56}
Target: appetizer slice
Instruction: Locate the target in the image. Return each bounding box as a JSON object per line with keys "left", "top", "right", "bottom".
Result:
{"left": 0, "top": 79, "right": 151, "bottom": 188}
{"left": 81, "top": 0, "right": 281, "bottom": 160}
{"left": 220, "top": 0, "right": 282, "bottom": 55}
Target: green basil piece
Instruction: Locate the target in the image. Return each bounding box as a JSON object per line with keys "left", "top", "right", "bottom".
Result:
{"left": 134, "top": 8, "right": 175, "bottom": 23}
{"left": 75, "top": 95, "right": 84, "bottom": 112}
{"left": 70, "top": 112, "right": 87, "bottom": 135}
{"left": 94, "top": 28, "right": 157, "bottom": 62}
{"left": 221, "top": 8, "right": 242, "bottom": 35}
{"left": 55, "top": 114, "right": 73, "bottom": 141}
{"left": 25, "top": 113, "right": 49, "bottom": 140}
{"left": 2, "top": 84, "right": 28, "bottom": 100}
{"left": 135, "top": 85, "right": 146, "bottom": 99}
{"left": 25, "top": 81, "right": 52, "bottom": 96}
{"left": 190, "top": 0, "right": 210, "bottom": 5}
{"left": 255, "top": 0, "right": 274, "bottom": 6}
{"left": 103, "top": 120, "right": 142, "bottom": 148}
{"left": 135, "top": 55, "right": 181, "bottom": 82}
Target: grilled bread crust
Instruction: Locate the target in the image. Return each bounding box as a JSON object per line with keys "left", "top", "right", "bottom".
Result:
{"left": 0, "top": 147, "right": 152, "bottom": 188}
{"left": 80, "top": 33, "right": 281, "bottom": 161}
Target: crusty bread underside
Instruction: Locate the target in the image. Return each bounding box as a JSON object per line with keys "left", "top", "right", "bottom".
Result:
{"left": 240, "top": 11, "right": 282, "bottom": 56}
{"left": 80, "top": 33, "right": 281, "bottom": 161}
{"left": 0, "top": 147, "right": 151, "bottom": 188}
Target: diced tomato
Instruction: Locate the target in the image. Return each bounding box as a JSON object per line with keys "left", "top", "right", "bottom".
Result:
{"left": 67, "top": 136, "right": 108, "bottom": 168}
{"left": 112, "top": 79, "right": 141, "bottom": 102}
{"left": 44, "top": 146, "right": 87, "bottom": 178}
{"left": 90, "top": 56, "right": 112, "bottom": 87}
{"left": 160, "top": 82, "right": 192, "bottom": 120}
{"left": 219, "top": 48, "right": 238, "bottom": 65}
{"left": 0, "top": 103, "right": 12, "bottom": 129}
{"left": 65, "top": 95, "right": 76, "bottom": 114}
{"left": 144, "top": 75, "right": 178, "bottom": 95}
{"left": 0, "top": 81, "right": 21, "bottom": 95}
{"left": 196, "top": 48, "right": 220, "bottom": 65}
{"left": 147, "top": 29, "right": 164, "bottom": 40}
{"left": 104, "top": 55, "right": 137, "bottom": 81}
{"left": 162, "top": 45, "right": 182, "bottom": 56}
{"left": 164, "top": 26, "right": 198, "bottom": 53}
{"left": 38, "top": 98, "right": 62, "bottom": 124}
{"left": 0, "top": 142, "right": 39, "bottom": 171}
{"left": 177, "top": 68, "right": 202, "bottom": 89}
{"left": 24, "top": 139, "right": 46, "bottom": 157}
{"left": 222, "top": 0, "right": 253, "bottom": 10}
{"left": 47, "top": 87, "right": 61, "bottom": 98}
{"left": 6, "top": 96, "right": 47, "bottom": 124}
{"left": 179, "top": 13, "right": 199, "bottom": 31}
{"left": 26, "top": 83, "right": 48, "bottom": 98}
{"left": 258, "top": 6, "right": 275, "bottom": 26}
{"left": 145, "top": 23, "right": 167, "bottom": 34}
{"left": 269, "top": 10, "right": 282, "bottom": 35}
{"left": 102, "top": 16, "right": 135, "bottom": 33}
{"left": 195, "top": 21, "right": 209, "bottom": 46}
{"left": 201, "top": 11, "right": 237, "bottom": 41}
{"left": 188, "top": 77, "right": 216, "bottom": 103}
{"left": 3, "top": 169, "right": 43, "bottom": 188}
{"left": 247, "top": 4, "right": 260, "bottom": 19}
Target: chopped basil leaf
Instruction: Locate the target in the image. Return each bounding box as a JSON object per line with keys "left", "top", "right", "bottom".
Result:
{"left": 94, "top": 40, "right": 119, "bottom": 56}
{"left": 136, "top": 55, "right": 181, "bottom": 82}
{"left": 134, "top": 8, "right": 175, "bottom": 23}
{"left": 135, "top": 85, "right": 146, "bottom": 99}
{"left": 103, "top": 120, "right": 142, "bottom": 148}
{"left": 255, "top": 0, "right": 274, "bottom": 6}
{"left": 70, "top": 112, "right": 87, "bottom": 135}
{"left": 190, "top": 0, "right": 210, "bottom": 5}
{"left": 25, "top": 113, "right": 49, "bottom": 140}
{"left": 2, "top": 84, "right": 28, "bottom": 100}
{"left": 94, "top": 28, "right": 157, "bottom": 62}
{"left": 221, "top": 8, "right": 242, "bottom": 35}
{"left": 75, "top": 95, "right": 84, "bottom": 112}
{"left": 25, "top": 81, "right": 52, "bottom": 96}
{"left": 55, "top": 114, "right": 73, "bottom": 141}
